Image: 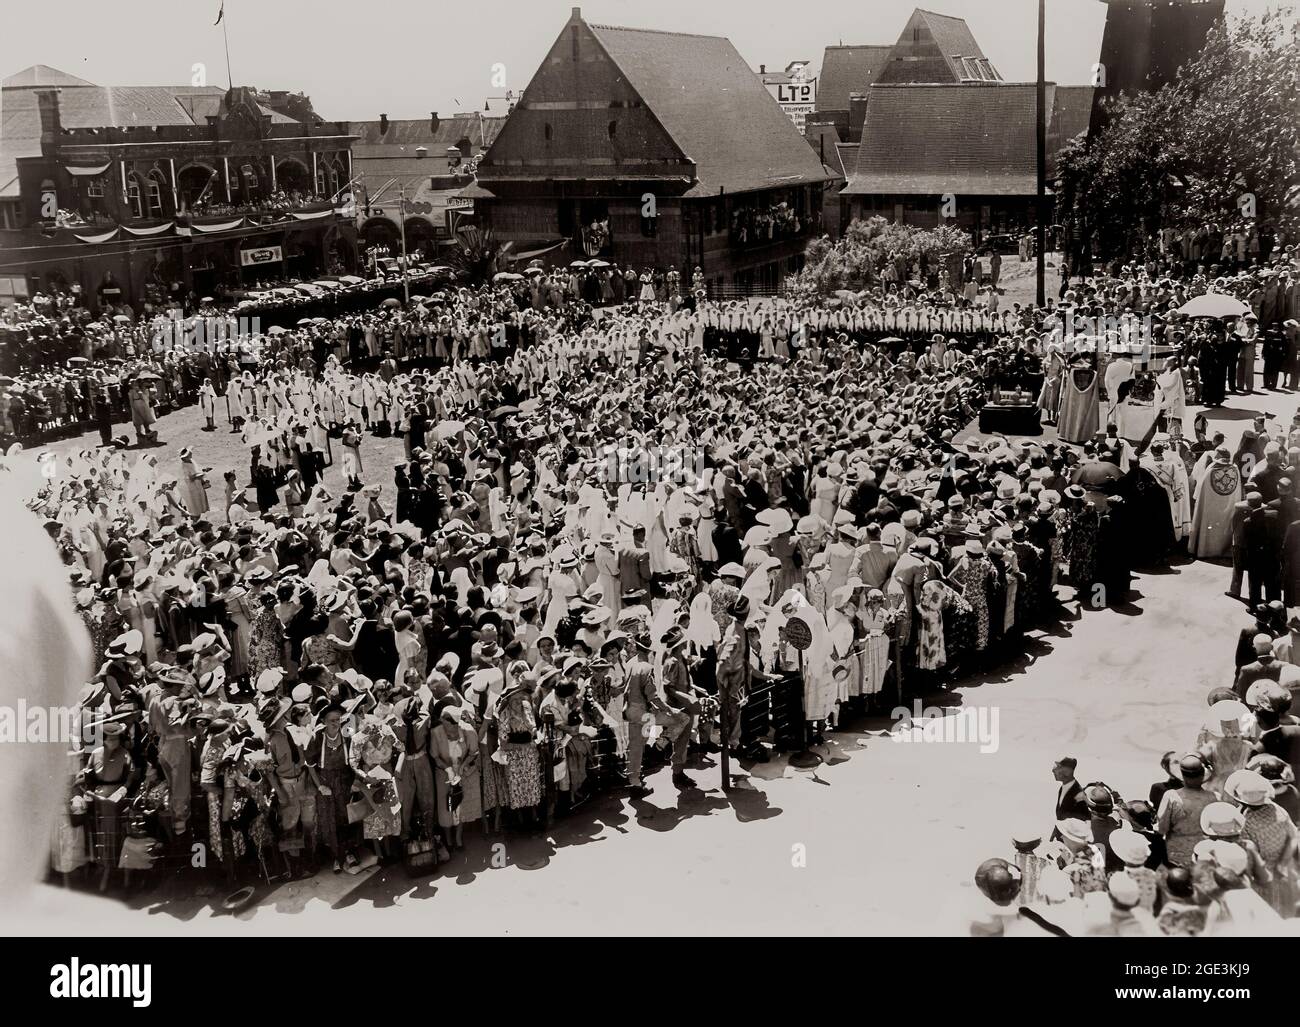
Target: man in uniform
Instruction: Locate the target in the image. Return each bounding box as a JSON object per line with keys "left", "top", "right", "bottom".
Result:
{"left": 262, "top": 694, "right": 315, "bottom": 877}
{"left": 623, "top": 634, "right": 689, "bottom": 796}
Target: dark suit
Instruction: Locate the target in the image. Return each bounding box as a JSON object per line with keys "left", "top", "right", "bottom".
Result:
{"left": 1055, "top": 779, "right": 1088, "bottom": 822}
{"left": 617, "top": 545, "right": 651, "bottom": 596}
{"left": 1234, "top": 656, "right": 1283, "bottom": 699}
{"left": 1260, "top": 723, "right": 1300, "bottom": 787}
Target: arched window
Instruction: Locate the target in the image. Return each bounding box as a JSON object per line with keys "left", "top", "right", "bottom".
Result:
{"left": 608, "top": 121, "right": 617, "bottom": 140}
{"left": 543, "top": 122, "right": 552, "bottom": 142}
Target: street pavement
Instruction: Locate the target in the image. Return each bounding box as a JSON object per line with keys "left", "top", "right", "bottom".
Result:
{"left": 10, "top": 348, "right": 1294, "bottom": 936}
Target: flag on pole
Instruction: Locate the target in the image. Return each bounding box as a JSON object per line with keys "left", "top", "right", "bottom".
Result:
{"left": 214, "top": 2, "right": 224, "bottom": 25}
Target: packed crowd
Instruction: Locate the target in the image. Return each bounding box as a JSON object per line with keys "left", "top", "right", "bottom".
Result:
{"left": 3, "top": 229, "right": 1294, "bottom": 912}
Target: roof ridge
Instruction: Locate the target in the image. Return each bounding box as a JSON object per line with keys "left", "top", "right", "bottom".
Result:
{"left": 916, "top": 9, "right": 968, "bottom": 23}
{"left": 870, "top": 81, "right": 1044, "bottom": 88}
{"left": 823, "top": 43, "right": 892, "bottom": 50}
{"left": 588, "top": 22, "right": 727, "bottom": 41}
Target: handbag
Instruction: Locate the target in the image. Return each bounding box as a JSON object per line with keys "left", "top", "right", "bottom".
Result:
{"left": 346, "top": 783, "right": 378, "bottom": 825}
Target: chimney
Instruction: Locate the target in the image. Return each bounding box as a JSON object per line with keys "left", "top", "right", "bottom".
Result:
{"left": 760, "top": 64, "right": 766, "bottom": 74}
{"left": 430, "top": 112, "right": 440, "bottom": 134}
{"left": 35, "top": 89, "right": 63, "bottom": 142}
{"left": 848, "top": 93, "right": 869, "bottom": 144}
{"left": 570, "top": 7, "right": 581, "bottom": 19}
{"left": 379, "top": 113, "right": 389, "bottom": 134}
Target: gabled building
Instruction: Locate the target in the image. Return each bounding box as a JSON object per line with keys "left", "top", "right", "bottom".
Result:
{"left": 472, "top": 8, "right": 832, "bottom": 293}
{"left": 809, "top": 9, "right": 1000, "bottom": 147}
{"left": 840, "top": 82, "right": 1046, "bottom": 242}
{"left": 876, "top": 8, "right": 1002, "bottom": 85}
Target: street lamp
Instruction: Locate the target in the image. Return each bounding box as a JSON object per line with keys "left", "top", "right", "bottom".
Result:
{"left": 367, "top": 176, "right": 411, "bottom": 305}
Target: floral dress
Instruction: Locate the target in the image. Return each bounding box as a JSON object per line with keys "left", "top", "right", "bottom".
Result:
{"left": 917, "top": 580, "right": 971, "bottom": 671}
{"left": 951, "top": 555, "right": 996, "bottom": 652}
{"left": 247, "top": 607, "right": 286, "bottom": 681}
{"left": 498, "top": 703, "right": 542, "bottom": 810}
{"left": 350, "top": 718, "right": 402, "bottom": 839}
{"left": 1064, "top": 505, "right": 1101, "bottom": 591}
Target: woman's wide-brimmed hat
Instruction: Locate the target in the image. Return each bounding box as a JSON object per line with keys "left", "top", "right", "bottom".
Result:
{"left": 1223, "top": 769, "right": 1273, "bottom": 808}
{"left": 104, "top": 629, "right": 143, "bottom": 660}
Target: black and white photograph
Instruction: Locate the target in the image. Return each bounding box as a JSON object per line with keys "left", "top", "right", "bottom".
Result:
{"left": 0, "top": 0, "right": 1298, "bottom": 993}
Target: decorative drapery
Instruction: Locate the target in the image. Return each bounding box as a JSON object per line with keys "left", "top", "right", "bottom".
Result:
{"left": 64, "top": 163, "right": 112, "bottom": 177}
{"left": 121, "top": 222, "right": 174, "bottom": 237}
{"left": 73, "top": 228, "right": 119, "bottom": 244}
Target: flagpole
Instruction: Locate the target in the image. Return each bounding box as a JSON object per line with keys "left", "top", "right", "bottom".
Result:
{"left": 220, "top": 5, "right": 234, "bottom": 89}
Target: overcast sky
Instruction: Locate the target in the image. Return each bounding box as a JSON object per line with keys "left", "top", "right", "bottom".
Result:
{"left": 0, "top": 0, "right": 1286, "bottom": 121}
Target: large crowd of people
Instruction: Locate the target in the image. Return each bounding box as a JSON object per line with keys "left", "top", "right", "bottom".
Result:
{"left": 6, "top": 227, "right": 1300, "bottom": 932}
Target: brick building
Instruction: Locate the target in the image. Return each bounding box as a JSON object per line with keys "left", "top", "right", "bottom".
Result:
{"left": 0, "top": 66, "right": 358, "bottom": 311}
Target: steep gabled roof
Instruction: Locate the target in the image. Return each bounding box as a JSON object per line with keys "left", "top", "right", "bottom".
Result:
{"left": 816, "top": 45, "right": 892, "bottom": 111}
{"left": 2, "top": 65, "right": 95, "bottom": 88}
{"left": 587, "top": 22, "right": 830, "bottom": 195}
{"left": 843, "top": 83, "right": 1048, "bottom": 196}
{"left": 876, "top": 8, "right": 1001, "bottom": 85}
{"left": 917, "top": 9, "right": 989, "bottom": 67}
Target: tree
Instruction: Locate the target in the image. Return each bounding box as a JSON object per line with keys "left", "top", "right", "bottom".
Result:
{"left": 1057, "top": 7, "right": 1298, "bottom": 262}
{"left": 787, "top": 217, "right": 972, "bottom": 299}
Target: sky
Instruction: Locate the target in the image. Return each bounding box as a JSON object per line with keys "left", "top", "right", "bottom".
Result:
{"left": 0, "top": 0, "right": 1289, "bottom": 121}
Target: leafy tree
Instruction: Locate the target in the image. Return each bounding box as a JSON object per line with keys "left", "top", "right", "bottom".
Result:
{"left": 788, "top": 217, "right": 972, "bottom": 298}
{"left": 1058, "top": 7, "right": 1298, "bottom": 262}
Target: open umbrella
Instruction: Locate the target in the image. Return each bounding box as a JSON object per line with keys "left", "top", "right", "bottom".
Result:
{"left": 491, "top": 404, "right": 521, "bottom": 419}
{"left": 433, "top": 420, "right": 465, "bottom": 440}
{"left": 1073, "top": 460, "right": 1123, "bottom": 487}
{"left": 570, "top": 260, "right": 589, "bottom": 268}
{"left": 297, "top": 318, "right": 314, "bottom": 326}
{"left": 267, "top": 325, "right": 287, "bottom": 335}
{"left": 1177, "top": 293, "right": 1250, "bottom": 319}
{"left": 132, "top": 371, "right": 161, "bottom": 382}
{"left": 588, "top": 259, "right": 610, "bottom": 268}
{"left": 112, "top": 314, "right": 131, "bottom": 324}
{"left": 379, "top": 298, "right": 402, "bottom": 309}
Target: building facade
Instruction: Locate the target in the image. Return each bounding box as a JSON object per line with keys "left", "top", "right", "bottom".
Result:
{"left": 472, "top": 8, "right": 832, "bottom": 293}
{"left": 0, "top": 68, "right": 358, "bottom": 311}
{"left": 347, "top": 112, "right": 504, "bottom": 265}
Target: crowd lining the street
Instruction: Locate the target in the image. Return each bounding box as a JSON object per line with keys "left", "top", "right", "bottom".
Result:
{"left": 6, "top": 230, "right": 1300, "bottom": 931}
